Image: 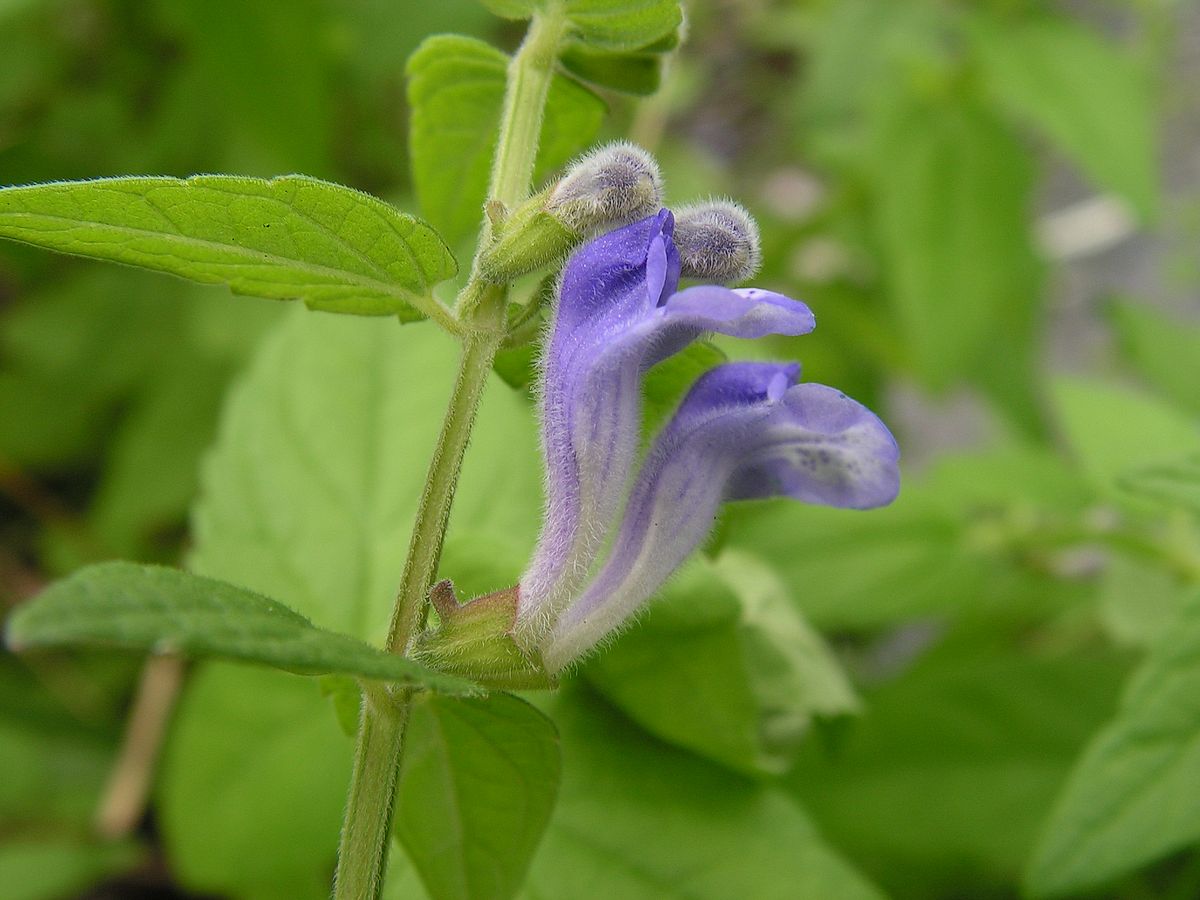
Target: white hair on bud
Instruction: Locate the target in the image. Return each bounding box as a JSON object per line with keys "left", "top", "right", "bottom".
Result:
{"left": 673, "top": 198, "right": 762, "bottom": 284}
{"left": 547, "top": 141, "right": 664, "bottom": 234}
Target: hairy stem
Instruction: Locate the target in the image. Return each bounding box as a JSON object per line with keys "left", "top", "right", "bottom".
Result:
{"left": 488, "top": 7, "right": 568, "bottom": 213}
{"left": 333, "top": 684, "right": 411, "bottom": 899}
{"left": 333, "top": 8, "right": 565, "bottom": 898}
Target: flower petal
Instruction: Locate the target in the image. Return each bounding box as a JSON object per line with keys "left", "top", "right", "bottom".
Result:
{"left": 518, "top": 214, "right": 818, "bottom": 644}
{"left": 518, "top": 211, "right": 679, "bottom": 636}
{"left": 542, "top": 362, "right": 898, "bottom": 669}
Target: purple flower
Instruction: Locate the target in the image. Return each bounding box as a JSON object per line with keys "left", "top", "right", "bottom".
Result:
{"left": 514, "top": 209, "right": 899, "bottom": 669}
{"left": 516, "top": 210, "right": 816, "bottom": 641}
{"left": 542, "top": 361, "right": 899, "bottom": 669}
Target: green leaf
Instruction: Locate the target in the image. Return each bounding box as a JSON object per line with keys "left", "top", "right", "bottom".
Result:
{"left": 0, "top": 175, "right": 457, "bottom": 321}
{"left": 1026, "top": 597, "right": 1200, "bottom": 896}
{"left": 190, "top": 308, "right": 543, "bottom": 644}
{"left": 564, "top": 0, "right": 683, "bottom": 52}
{"left": 477, "top": 0, "right": 683, "bottom": 52}
{"left": 160, "top": 664, "right": 353, "bottom": 900}
{"left": 873, "top": 96, "right": 1042, "bottom": 400}
{"left": 1109, "top": 300, "right": 1200, "bottom": 416}
{"left": 479, "top": 0, "right": 538, "bottom": 18}
{"left": 0, "top": 653, "right": 119, "bottom": 828}
{"left": 1052, "top": 378, "right": 1200, "bottom": 499}
{"left": 161, "top": 309, "right": 544, "bottom": 898}
{"left": 164, "top": 0, "right": 334, "bottom": 175}
{"left": 406, "top": 35, "right": 605, "bottom": 247}
{"left": 394, "top": 694, "right": 560, "bottom": 900}
{"left": 724, "top": 447, "right": 1094, "bottom": 629}
{"left": 560, "top": 44, "right": 664, "bottom": 95}
{"left": 0, "top": 837, "right": 141, "bottom": 900}
{"left": 1120, "top": 453, "right": 1200, "bottom": 518}
{"left": 6, "top": 562, "right": 478, "bottom": 694}
{"left": 525, "top": 687, "right": 885, "bottom": 900}
{"left": 1098, "top": 555, "right": 1194, "bottom": 649}
{"left": 787, "top": 631, "right": 1129, "bottom": 897}
{"left": 972, "top": 14, "right": 1157, "bottom": 219}
{"left": 88, "top": 357, "right": 230, "bottom": 555}
{"left": 586, "top": 551, "right": 858, "bottom": 776}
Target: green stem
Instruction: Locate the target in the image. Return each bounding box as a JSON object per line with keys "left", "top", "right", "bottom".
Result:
{"left": 332, "top": 685, "right": 410, "bottom": 899}
{"left": 333, "top": 7, "right": 567, "bottom": 897}
{"left": 385, "top": 291, "right": 507, "bottom": 655}
{"left": 333, "top": 297, "right": 505, "bottom": 900}
{"left": 488, "top": 7, "right": 568, "bottom": 213}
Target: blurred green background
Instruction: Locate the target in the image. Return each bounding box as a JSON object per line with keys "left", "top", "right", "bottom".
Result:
{"left": 2, "top": 0, "right": 1199, "bottom": 898}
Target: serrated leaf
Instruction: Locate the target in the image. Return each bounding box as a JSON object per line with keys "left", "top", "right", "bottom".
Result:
{"left": 406, "top": 35, "right": 605, "bottom": 247}
{"left": 872, "top": 96, "right": 1042, "bottom": 401}
{"left": 564, "top": 0, "right": 683, "bottom": 52}
{"left": 587, "top": 551, "right": 858, "bottom": 776}
{"left": 972, "top": 14, "right": 1157, "bottom": 219}
{"left": 0, "top": 175, "right": 457, "bottom": 321}
{"left": 7, "top": 562, "right": 478, "bottom": 694}
{"left": 1026, "top": 597, "right": 1200, "bottom": 896}
{"left": 394, "top": 693, "right": 560, "bottom": 900}
{"left": 523, "top": 688, "right": 885, "bottom": 900}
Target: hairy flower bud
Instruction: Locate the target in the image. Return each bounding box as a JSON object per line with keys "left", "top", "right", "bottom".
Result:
{"left": 673, "top": 199, "right": 762, "bottom": 283}
{"left": 478, "top": 142, "right": 664, "bottom": 284}
{"left": 546, "top": 141, "right": 664, "bottom": 234}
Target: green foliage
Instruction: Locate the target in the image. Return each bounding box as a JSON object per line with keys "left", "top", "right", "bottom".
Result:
{"left": 161, "top": 309, "right": 543, "bottom": 897}
{"left": 586, "top": 551, "right": 857, "bottom": 776}
{"left": 1027, "top": 597, "right": 1200, "bottom": 896}
{"left": 6, "top": 562, "right": 478, "bottom": 694}
{"left": 0, "top": 838, "right": 141, "bottom": 900}
{"left": 189, "top": 309, "right": 542, "bottom": 643}
{"left": 159, "top": 664, "right": 354, "bottom": 900}
{"left": 788, "top": 631, "right": 1130, "bottom": 899}
{"left": 1051, "top": 378, "right": 1200, "bottom": 500}
{"left": 1109, "top": 300, "right": 1200, "bottom": 415}
{"left": 523, "top": 688, "right": 886, "bottom": 900}
{"left": 0, "top": 654, "right": 119, "bottom": 827}
{"left": 394, "top": 694, "right": 560, "bottom": 900}
{"left": 479, "top": 0, "right": 683, "bottom": 52}
{"left": 971, "top": 14, "right": 1157, "bottom": 219}
{"left": 872, "top": 95, "right": 1042, "bottom": 414}
{"left": 1121, "top": 453, "right": 1200, "bottom": 519}
{"left": 0, "top": 0, "right": 1191, "bottom": 897}
{"left": 724, "top": 447, "right": 1094, "bottom": 629}
{"left": 0, "top": 175, "right": 457, "bottom": 320}
{"left": 406, "top": 35, "right": 605, "bottom": 247}
{"left": 559, "top": 44, "right": 664, "bottom": 95}
{"left": 560, "top": 0, "right": 683, "bottom": 52}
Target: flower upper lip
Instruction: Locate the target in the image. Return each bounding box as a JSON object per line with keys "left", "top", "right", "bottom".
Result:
{"left": 515, "top": 209, "right": 900, "bottom": 668}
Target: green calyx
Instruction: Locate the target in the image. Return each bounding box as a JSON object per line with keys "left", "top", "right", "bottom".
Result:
{"left": 414, "top": 581, "right": 556, "bottom": 690}
{"left": 477, "top": 188, "right": 581, "bottom": 284}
